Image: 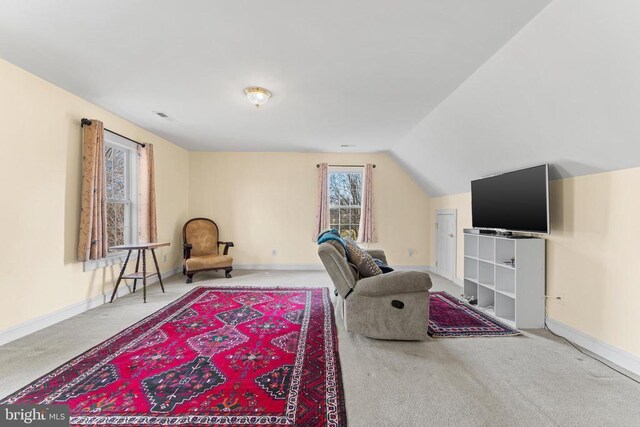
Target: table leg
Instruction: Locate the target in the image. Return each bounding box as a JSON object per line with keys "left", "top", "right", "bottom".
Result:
{"left": 110, "top": 250, "right": 132, "bottom": 303}
{"left": 133, "top": 250, "right": 141, "bottom": 293}
{"left": 142, "top": 250, "right": 148, "bottom": 303}
{"left": 151, "top": 248, "right": 165, "bottom": 293}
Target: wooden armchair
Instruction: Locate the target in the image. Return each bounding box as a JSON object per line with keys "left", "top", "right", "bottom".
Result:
{"left": 182, "top": 218, "right": 234, "bottom": 283}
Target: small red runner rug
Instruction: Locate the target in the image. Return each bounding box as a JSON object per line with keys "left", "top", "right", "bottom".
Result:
{"left": 1, "top": 286, "right": 346, "bottom": 426}
{"left": 428, "top": 291, "right": 521, "bottom": 338}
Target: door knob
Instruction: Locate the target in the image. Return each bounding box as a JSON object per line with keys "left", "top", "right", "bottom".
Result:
{"left": 448, "top": 233, "right": 454, "bottom": 237}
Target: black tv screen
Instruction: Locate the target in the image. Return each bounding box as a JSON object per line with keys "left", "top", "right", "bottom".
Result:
{"left": 471, "top": 164, "right": 549, "bottom": 234}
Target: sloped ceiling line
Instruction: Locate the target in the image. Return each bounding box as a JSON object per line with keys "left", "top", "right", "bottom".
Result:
{"left": 391, "top": 0, "right": 640, "bottom": 196}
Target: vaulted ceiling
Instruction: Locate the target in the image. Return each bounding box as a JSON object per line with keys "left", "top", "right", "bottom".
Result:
{"left": 391, "top": 0, "right": 640, "bottom": 195}
{"left": 0, "top": 0, "right": 550, "bottom": 156}
{"left": 8, "top": 1, "right": 632, "bottom": 197}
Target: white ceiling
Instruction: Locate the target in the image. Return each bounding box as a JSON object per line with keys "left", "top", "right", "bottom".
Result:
{"left": 0, "top": 0, "right": 550, "bottom": 152}
{"left": 391, "top": 0, "right": 640, "bottom": 196}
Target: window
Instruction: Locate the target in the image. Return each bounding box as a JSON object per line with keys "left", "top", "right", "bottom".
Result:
{"left": 329, "top": 168, "right": 363, "bottom": 240}
{"left": 83, "top": 131, "right": 137, "bottom": 271}
{"left": 104, "top": 131, "right": 137, "bottom": 251}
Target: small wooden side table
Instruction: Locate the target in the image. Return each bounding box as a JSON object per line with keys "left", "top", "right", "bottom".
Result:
{"left": 109, "top": 242, "right": 171, "bottom": 303}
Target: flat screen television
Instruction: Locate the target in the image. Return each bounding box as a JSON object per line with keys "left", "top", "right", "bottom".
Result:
{"left": 471, "top": 164, "right": 549, "bottom": 234}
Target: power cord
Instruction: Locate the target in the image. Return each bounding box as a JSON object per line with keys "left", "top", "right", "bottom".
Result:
{"left": 543, "top": 312, "right": 640, "bottom": 385}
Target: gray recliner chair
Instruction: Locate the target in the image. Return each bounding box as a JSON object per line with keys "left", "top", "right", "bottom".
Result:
{"left": 318, "top": 242, "right": 432, "bottom": 340}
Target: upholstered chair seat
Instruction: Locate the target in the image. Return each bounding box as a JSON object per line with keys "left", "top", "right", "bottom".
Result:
{"left": 185, "top": 254, "right": 233, "bottom": 271}
{"left": 183, "top": 218, "right": 234, "bottom": 283}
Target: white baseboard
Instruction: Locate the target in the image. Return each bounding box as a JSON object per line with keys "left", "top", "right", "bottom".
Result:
{"left": 392, "top": 265, "right": 431, "bottom": 272}
{"left": 0, "top": 267, "right": 181, "bottom": 347}
{"left": 546, "top": 317, "right": 640, "bottom": 377}
{"left": 235, "top": 264, "right": 433, "bottom": 272}
{"left": 425, "top": 265, "right": 464, "bottom": 287}
{"left": 235, "top": 264, "right": 325, "bottom": 271}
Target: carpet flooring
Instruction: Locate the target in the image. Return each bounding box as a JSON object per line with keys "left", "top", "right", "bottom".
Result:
{"left": 1, "top": 270, "right": 640, "bottom": 426}
{"left": 2, "top": 287, "right": 345, "bottom": 426}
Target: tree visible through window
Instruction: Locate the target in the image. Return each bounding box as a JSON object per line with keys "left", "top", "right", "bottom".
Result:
{"left": 105, "top": 143, "right": 131, "bottom": 248}
{"left": 329, "top": 169, "right": 363, "bottom": 240}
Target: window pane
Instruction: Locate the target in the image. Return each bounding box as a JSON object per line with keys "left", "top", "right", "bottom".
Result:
{"left": 346, "top": 173, "right": 362, "bottom": 206}
{"left": 329, "top": 184, "right": 340, "bottom": 206}
{"left": 107, "top": 227, "right": 116, "bottom": 248}
{"left": 340, "top": 208, "right": 350, "bottom": 225}
{"left": 107, "top": 202, "right": 126, "bottom": 247}
{"left": 104, "top": 140, "right": 134, "bottom": 254}
{"left": 114, "top": 203, "right": 124, "bottom": 228}
{"left": 105, "top": 159, "right": 113, "bottom": 198}
{"left": 107, "top": 204, "right": 115, "bottom": 229}
{"left": 340, "top": 227, "right": 357, "bottom": 241}
{"left": 328, "top": 170, "right": 363, "bottom": 242}
{"left": 351, "top": 207, "right": 361, "bottom": 225}
{"left": 115, "top": 227, "right": 125, "bottom": 246}
{"left": 330, "top": 208, "right": 339, "bottom": 225}
{"left": 112, "top": 148, "right": 126, "bottom": 199}
{"left": 329, "top": 171, "right": 362, "bottom": 207}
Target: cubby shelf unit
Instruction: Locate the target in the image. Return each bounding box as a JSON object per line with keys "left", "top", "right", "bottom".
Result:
{"left": 463, "top": 231, "right": 546, "bottom": 329}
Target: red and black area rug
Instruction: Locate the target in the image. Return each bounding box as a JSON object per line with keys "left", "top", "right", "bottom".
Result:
{"left": 428, "top": 291, "right": 521, "bottom": 338}
{"left": 1, "top": 286, "right": 346, "bottom": 426}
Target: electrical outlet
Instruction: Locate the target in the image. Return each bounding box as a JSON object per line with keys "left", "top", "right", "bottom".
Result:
{"left": 408, "top": 248, "right": 414, "bottom": 257}
{"left": 547, "top": 293, "right": 565, "bottom": 305}
{"left": 163, "top": 254, "right": 167, "bottom": 263}
{"left": 272, "top": 249, "right": 277, "bottom": 256}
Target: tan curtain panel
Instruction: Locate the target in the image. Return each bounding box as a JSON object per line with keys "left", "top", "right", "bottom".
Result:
{"left": 138, "top": 143, "right": 158, "bottom": 243}
{"left": 313, "top": 163, "right": 329, "bottom": 240}
{"left": 357, "top": 163, "right": 376, "bottom": 243}
{"left": 77, "top": 120, "right": 108, "bottom": 261}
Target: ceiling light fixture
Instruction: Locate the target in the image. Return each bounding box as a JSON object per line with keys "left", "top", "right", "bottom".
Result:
{"left": 244, "top": 87, "right": 272, "bottom": 108}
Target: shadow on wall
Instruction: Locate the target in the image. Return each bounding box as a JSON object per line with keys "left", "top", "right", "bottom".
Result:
{"left": 64, "top": 116, "right": 83, "bottom": 265}
{"left": 549, "top": 177, "right": 571, "bottom": 236}
{"left": 549, "top": 164, "right": 612, "bottom": 236}
{"left": 548, "top": 161, "right": 605, "bottom": 181}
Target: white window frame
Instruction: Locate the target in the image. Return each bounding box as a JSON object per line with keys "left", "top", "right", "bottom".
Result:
{"left": 328, "top": 166, "right": 364, "bottom": 240}
{"left": 83, "top": 131, "right": 138, "bottom": 271}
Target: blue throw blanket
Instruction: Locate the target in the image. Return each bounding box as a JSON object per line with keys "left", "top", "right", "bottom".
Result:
{"left": 318, "top": 229, "right": 394, "bottom": 274}
{"left": 317, "top": 229, "right": 348, "bottom": 253}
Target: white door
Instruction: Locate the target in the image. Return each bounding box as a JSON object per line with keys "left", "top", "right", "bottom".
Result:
{"left": 436, "top": 210, "right": 457, "bottom": 281}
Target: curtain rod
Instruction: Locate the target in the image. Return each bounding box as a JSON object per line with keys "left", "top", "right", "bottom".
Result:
{"left": 81, "top": 118, "right": 146, "bottom": 147}
{"left": 316, "top": 164, "right": 376, "bottom": 168}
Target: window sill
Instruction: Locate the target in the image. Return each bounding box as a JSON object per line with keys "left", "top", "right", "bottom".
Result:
{"left": 83, "top": 254, "right": 127, "bottom": 272}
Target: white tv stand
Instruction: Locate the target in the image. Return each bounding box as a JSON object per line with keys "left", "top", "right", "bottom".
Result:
{"left": 463, "top": 231, "right": 545, "bottom": 329}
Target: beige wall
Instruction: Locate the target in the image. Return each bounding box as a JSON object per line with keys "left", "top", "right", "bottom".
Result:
{"left": 546, "top": 167, "right": 640, "bottom": 357}
{"left": 0, "top": 58, "right": 190, "bottom": 331}
{"left": 0, "top": 57, "right": 431, "bottom": 335}
{"left": 189, "top": 152, "right": 430, "bottom": 267}
{"left": 427, "top": 168, "right": 640, "bottom": 358}
{"left": 429, "top": 193, "right": 472, "bottom": 281}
